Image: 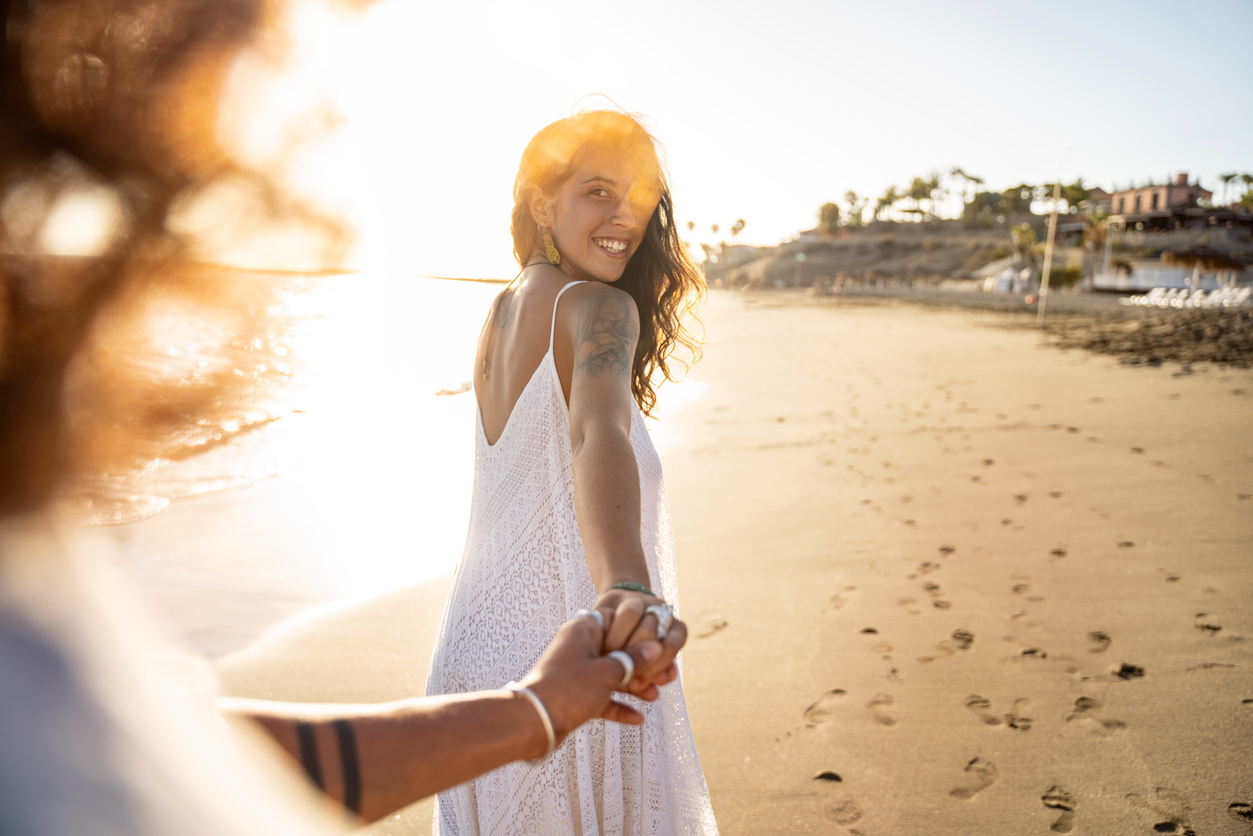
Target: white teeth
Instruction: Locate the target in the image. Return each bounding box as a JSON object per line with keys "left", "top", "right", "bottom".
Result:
{"left": 595, "top": 238, "right": 627, "bottom": 253}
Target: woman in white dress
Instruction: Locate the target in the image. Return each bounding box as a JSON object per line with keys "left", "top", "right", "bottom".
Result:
{"left": 425, "top": 109, "right": 718, "bottom": 835}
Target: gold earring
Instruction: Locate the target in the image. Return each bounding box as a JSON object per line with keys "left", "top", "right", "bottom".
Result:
{"left": 543, "top": 230, "right": 561, "bottom": 266}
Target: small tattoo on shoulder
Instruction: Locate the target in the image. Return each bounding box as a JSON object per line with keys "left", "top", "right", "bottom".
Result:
{"left": 494, "top": 289, "right": 517, "bottom": 329}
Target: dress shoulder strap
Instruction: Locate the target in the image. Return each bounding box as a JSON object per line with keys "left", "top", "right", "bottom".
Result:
{"left": 549, "top": 281, "right": 586, "bottom": 353}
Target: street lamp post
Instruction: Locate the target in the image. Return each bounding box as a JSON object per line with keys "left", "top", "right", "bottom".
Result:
{"left": 1037, "top": 180, "right": 1062, "bottom": 327}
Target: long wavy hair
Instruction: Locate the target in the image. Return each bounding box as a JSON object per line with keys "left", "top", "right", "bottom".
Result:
{"left": 509, "top": 109, "right": 704, "bottom": 418}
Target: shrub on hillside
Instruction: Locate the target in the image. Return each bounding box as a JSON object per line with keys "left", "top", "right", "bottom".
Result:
{"left": 1048, "top": 265, "right": 1082, "bottom": 287}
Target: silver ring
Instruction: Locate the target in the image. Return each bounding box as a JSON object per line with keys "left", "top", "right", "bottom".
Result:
{"left": 574, "top": 608, "right": 604, "bottom": 631}
{"left": 607, "top": 650, "right": 634, "bottom": 687}
{"left": 643, "top": 604, "right": 674, "bottom": 641}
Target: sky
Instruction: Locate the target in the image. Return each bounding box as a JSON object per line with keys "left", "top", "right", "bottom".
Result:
{"left": 213, "top": 0, "right": 1253, "bottom": 278}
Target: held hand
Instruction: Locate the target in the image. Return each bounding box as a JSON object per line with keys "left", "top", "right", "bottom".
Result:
{"left": 592, "top": 590, "right": 688, "bottom": 697}
{"left": 520, "top": 614, "right": 663, "bottom": 750}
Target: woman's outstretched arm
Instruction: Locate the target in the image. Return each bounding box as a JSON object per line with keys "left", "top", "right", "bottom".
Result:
{"left": 563, "top": 283, "right": 673, "bottom": 675}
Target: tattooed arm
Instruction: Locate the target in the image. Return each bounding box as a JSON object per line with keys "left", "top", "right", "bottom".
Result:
{"left": 567, "top": 286, "right": 646, "bottom": 591}
{"left": 563, "top": 285, "right": 676, "bottom": 679}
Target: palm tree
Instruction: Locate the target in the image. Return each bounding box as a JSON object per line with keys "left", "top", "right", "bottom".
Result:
{"left": 1219, "top": 172, "right": 1238, "bottom": 206}
{"left": 819, "top": 203, "right": 840, "bottom": 235}
{"left": 1061, "top": 178, "right": 1089, "bottom": 214}
{"left": 876, "top": 185, "right": 900, "bottom": 221}
{"left": 908, "top": 177, "right": 930, "bottom": 221}
{"left": 926, "top": 173, "right": 942, "bottom": 221}
{"left": 949, "top": 167, "right": 974, "bottom": 216}
{"left": 843, "top": 191, "right": 868, "bottom": 226}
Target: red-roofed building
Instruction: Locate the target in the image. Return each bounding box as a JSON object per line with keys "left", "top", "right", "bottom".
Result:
{"left": 1110, "top": 173, "right": 1210, "bottom": 218}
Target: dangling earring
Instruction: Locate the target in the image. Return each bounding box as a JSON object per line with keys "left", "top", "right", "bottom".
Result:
{"left": 542, "top": 229, "right": 561, "bottom": 266}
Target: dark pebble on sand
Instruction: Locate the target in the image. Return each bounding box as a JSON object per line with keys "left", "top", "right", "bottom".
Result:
{"left": 1115, "top": 663, "right": 1145, "bottom": 679}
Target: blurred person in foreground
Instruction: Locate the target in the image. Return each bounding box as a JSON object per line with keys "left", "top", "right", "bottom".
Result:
{"left": 0, "top": 0, "right": 688, "bottom": 831}
{"left": 423, "top": 110, "right": 718, "bottom": 834}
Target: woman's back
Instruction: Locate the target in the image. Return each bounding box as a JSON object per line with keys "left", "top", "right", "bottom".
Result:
{"left": 475, "top": 269, "right": 582, "bottom": 447}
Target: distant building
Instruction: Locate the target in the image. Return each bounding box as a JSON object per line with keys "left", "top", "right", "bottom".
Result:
{"left": 1110, "top": 173, "right": 1210, "bottom": 217}
{"left": 1084, "top": 186, "right": 1111, "bottom": 212}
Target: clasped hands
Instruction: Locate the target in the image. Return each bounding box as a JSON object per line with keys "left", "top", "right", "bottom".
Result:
{"left": 513, "top": 590, "right": 686, "bottom": 757}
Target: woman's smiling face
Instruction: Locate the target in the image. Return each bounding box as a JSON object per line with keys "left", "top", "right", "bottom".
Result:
{"left": 538, "top": 149, "right": 661, "bottom": 283}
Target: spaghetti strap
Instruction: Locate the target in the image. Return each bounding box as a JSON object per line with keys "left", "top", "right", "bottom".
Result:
{"left": 548, "top": 281, "right": 585, "bottom": 354}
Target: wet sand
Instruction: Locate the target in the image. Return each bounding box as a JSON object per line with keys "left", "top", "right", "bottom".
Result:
{"left": 219, "top": 290, "right": 1253, "bottom": 835}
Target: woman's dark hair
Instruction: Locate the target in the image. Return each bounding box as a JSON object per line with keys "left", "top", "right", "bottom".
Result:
{"left": 509, "top": 109, "right": 704, "bottom": 418}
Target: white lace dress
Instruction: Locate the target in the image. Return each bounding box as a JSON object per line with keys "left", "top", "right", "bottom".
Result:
{"left": 425, "top": 282, "right": 718, "bottom": 836}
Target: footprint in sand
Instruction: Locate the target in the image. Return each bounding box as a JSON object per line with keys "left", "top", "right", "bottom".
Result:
{"left": 938, "top": 544, "right": 956, "bottom": 555}
{"left": 964, "top": 695, "right": 1003, "bottom": 726}
{"left": 1066, "top": 696, "right": 1126, "bottom": 737}
{"left": 1015, "top": 494, "right": 1029, "bottom": 504}
{"left": 949, "top": 757, "right": 998, "bottom": 800}
{"left": 923, "top": 581, "right": 942, "bottom": 598}
{"left": 1230, "top": 802, "right": 1253, "bottom": 826}
{"left": 1042, "top": 786, "right": 1077, "bottom": 833}
{"left": 812, "top": 770, "right": 864, "bottom": 828}
{"left": 830, "top": 586, "right": 858, "bottom": 610}
{"left": 1128, "top": 787, "right": 1196, "bottom": 834}
{"left": 1005, "top": 698, "right": 1033, "bottom": 730}
{"left": 866, "top": 694, "right": 896, "bottom": 726}
{"left": 1088, "top": 631, "right": 1112, "bottom": 653}
{"left": 803, "top": 689, "right": 847, "bottom": 727}
{"left": 1158, "top": 568, "right": 1182, "bottom": 582}
{"left": 1012, "top": 580, "right": 1044, "bottom": 602}
{"left": 917, "top": 561, "right": 942, "bottom": 575}
{"left": 898, "top": 598, "right": 922, "bottom": 615}
{"left": 824, "top": 798, "right": 864, "bottom": 827}
{"left": 1195, "top": 613, "right": 1222, "bottom": 634}
{"left": 696, "top": 619, "right": 728, "bottom": 639}
{"left": 920, "top": 629, "right": 973, "bottom": 663}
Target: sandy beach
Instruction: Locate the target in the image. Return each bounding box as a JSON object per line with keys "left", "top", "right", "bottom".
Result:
{"left": 217, "top": 290, "right": 1253, "bottom": 835}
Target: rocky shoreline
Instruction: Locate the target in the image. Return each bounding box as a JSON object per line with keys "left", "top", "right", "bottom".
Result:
{"left": 1045, "top": 308, "right": 1253, "bottom": 368}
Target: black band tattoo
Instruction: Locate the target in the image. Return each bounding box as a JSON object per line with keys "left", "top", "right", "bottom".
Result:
{"left": 574, "top": 292, "right": 636, "bottom": 380}
{"left": 295, "top": 721, "right": 323, "bottom": 791}
{"left": 333, "top": 719, "right": 362, "bottom": 815}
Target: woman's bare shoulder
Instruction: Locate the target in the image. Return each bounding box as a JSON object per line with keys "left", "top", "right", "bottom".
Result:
{"left": 558, "top": 281, "right": 640, "bottom": 325}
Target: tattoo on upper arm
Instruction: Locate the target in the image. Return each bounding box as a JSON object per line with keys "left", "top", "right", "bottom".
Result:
{"left": 574, "top": 292, "right": 636, "bottom": 380}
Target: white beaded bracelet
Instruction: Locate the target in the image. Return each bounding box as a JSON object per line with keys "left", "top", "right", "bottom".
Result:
{"left": 506, "top": 681, "right": 556, "bottom": 761}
